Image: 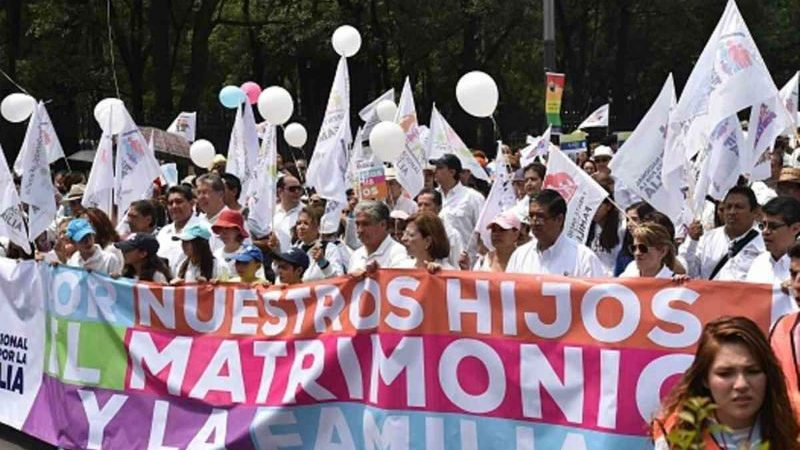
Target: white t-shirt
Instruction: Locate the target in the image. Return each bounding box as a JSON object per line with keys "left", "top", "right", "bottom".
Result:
{"left": 177, "top": 257, "right": 225, "bottom": 282}
{"left": 66, "top": 244, "right": 123, "bottom": 275}
{"left": 438, "top": 183, "right": 485, "bottom": 248}
{"left": 506, "top": 233, "right": 605, "bottom": 277}
{"left": 619, "top": 262, "right": 674, "bottom": 279}
{"left": 348, "top": 235, "right": 408, "bottom": 273}
{"left": 679, "top": 225, "right": 765, "bottom": 281}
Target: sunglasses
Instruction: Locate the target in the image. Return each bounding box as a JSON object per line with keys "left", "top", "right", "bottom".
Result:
{"left": 758, "top": 220, "right": 787, "bottom": 231}
{"left": 629, "top": 243, "right": 650, "bottom": 254}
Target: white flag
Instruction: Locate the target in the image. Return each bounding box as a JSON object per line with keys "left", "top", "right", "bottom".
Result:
{"left": 13, "top": 102, "right": 64, "bottom": 176}
{"left": 520, "top": 125, "right": 552, "bottom": 168}
{"left": 474, "top": 144, "right": 517, "bottom": 250}
{"left": 392, "top": 77, "right": 426, "bottom": 197}
{"left": 744, "top": 94, "right": 794, "bottom": 181}
{"left": 665, "top": 0, "right": 780, "bottom": 194}
{"left": 346, "top": 127, "right": 370, "bottom": 189}
{"left": 359, "top": 88, "right": 394, "bottom": 139}
{"left": 246, "top": 125, "right": 278, "bottom": 237}
{"left": 543, "top": 146, "right": 608, "bottom": 243}
{"left": 577, "top": 104, "right": 609, "bottom": 129}
{"left": 167, "top": 112, "right": 197, "bottom": 142}
{"left": 225, "top": 103, "right": 260, "bottom": 196}
{"left": 780, "top": 72, "right": 799, "bottom": 133}
{"left": 0, "top": 144, "right": 30, "bottom": 252}
{"left": 609, "top": 74, "right": 683, "bottom": 218}
{"left": 18, "top": 106, "right": 56, "bottom": 242}
{"left": 692, "top": 116, "right": 747, "bottom": 212}
{"left": 307, "top": 56, "right": 351, "bottom": 204}
{"left": 427, "top": 105, "right": 490, "bottom": 182}
{"left": 82, "top": 132, "right": 114, "bottom": 217}
{"left": 114, "top": 106, "right": 162, "bottom": 215}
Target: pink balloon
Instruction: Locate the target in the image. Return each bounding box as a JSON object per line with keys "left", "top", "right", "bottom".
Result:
{"left": 240, "top": 82, "right": 262, "bottom": 104}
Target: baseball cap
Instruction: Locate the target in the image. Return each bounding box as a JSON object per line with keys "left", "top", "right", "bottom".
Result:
{"left": 429, "top": 153, "right": 462, "bottom": 173}
{"left": 231, "top": 244, "right": 264, "bottom": 263}
{"left": 115, "top": 233, "right": 159, "bottom": 254}
{"left": 211, "top": 209, "right": 249, "bottom": 238}
{"left": 66, "top": 218, "right": 95, "bottom": 242}
{"left": 274, "top": 247, "right": 310, "bottom": 271}
{"left": 172, "top": 223, "right": 212, "bottom": 241}
{"left": 488, "top": 209, "right": 521, "bottom": 230}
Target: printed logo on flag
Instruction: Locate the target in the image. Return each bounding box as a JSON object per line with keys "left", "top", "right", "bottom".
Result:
{"left": 716, "top": 33, "right": 756, "bottom": 77}
{"left": 543, "top": 172, "right": 578, "bottom": 201}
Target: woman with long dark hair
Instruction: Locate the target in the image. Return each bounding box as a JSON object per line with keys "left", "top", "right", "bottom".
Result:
{"left": 652, "top": 316, "right": 798, "bottom": 450}
{"left": 586, "top": 176, "right": 624, "bottom": 274}
{"left": 114, "top": 233, "right": 171, "bottom": 283}
{"left": 170, "top": 223, "right": 222, "bottom": 283}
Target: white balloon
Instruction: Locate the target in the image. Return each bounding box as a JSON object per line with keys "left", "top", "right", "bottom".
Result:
{"left": 332, "top": 25, "right": 362, "bottom": 57}
{"left": 455, "top": 71, "right": 499, "bottom": 118}
{"left": 93, "top": 98, "right": 128, "bottom": 134}
{"left": 369, "top": 121, "right": 405, "bottom": 162}
{"left": 376, "top": 100, "right": 398, "bottom": 122}
{"left": 0, "top": 93, "right": 36, "bottom": 123}
{"left": 284, "top": 123, "right": 307, "bottom": 148}
{"left": 257, "top": 86, "right": 294, "bottom": 125}
{"left": 190, "top": 139, "right": 216, "bottom": 168}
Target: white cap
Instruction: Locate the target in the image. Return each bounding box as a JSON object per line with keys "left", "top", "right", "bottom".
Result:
{"left": 592, "top": 145, "right": 614, "bottom": 159}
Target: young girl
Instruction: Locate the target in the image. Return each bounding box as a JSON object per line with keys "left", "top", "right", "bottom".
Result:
{"left": 229, "top": 245, "right": 269, "bottom": 285}
{"left": 211, "top": 209, "right": 248, "bottom": 279}
{"left": 171, "top": 223, "right": 223, "bottom": 283}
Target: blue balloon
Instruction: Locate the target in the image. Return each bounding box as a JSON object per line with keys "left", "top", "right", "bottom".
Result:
{"left": 219, "top": 85, "right": 245, "bottom": 109}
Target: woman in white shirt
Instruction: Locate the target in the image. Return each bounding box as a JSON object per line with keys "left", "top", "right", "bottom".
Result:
{"left": 399, "top": 212, "right": 456, "bottom": 271}
{"left": 296, "top": 206, "right": 346, "bottom": 282}
{"left": 472, "top": 210, "right": 521, "bottom": 272}
{"left": 620, "top": 223, "right": 676, "bottom": 278}
{"left": 170, "top": 223, "right": 223, "bottom": 283}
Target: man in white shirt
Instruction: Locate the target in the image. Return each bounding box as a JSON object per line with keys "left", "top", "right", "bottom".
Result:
{"left": 416, "top": 187, "right": 463, "bottom": 267}
{"left": 431, "top": 153, "right": 484, "bottom": 247}
{"left": 680, "top": 186, "right": 765, "bottom": 281}
{"left": 348, "top": 200, "right": 408, "bottom": 273}
{"left": 157, "top": 185, "right": 202, "bottom": 273}
{"left": 386, "top": 167, "right": 418, "bottom": 216}
{"left": 506, "top": 189, "right": 605, "bottom": 277}
{"left": 275, "top": 175, "right": 303, "bottom": 239}
{"left": 746, "top": 196, "right": 800, "bottom": 319}
{"left": 195, "top": 173, "right": 228, "bottom": 224}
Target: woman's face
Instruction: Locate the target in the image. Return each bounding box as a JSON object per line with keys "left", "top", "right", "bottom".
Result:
{"left": 181, "top": 240, "right": 194, "bottom": 260}
{"left": 583, "top": 161, "right": 596, "bottom": 175}
{"left": 401, "top": 222, "right": 430, "bottom": 260}
{"left": 296, "top": 212, "right": 319, "bottom": 243}
{"left": 626, "top": 208, "right": 640, "bottom": 233}
{"left": 123, "top": 248, "right": 147, "bottom": 265}
{"left": 489, "top": 225, "right": 519, "bottom": 250}
{"left": 706, "top": 342, "right": 766, "bottom": 429}
{"left": 632, "top": 238, "right": 666, "bottom": 275}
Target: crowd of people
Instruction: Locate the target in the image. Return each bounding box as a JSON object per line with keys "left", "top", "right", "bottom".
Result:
{"left": 7, "top": 131, "right": 800, "bottom": 448}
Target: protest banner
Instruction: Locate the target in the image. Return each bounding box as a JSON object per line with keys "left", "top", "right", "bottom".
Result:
{"left": 545, "top": 72, "right": 564, "bottom": 129}
{"left": 357, "top": 162, "right": 388, "bottom": 201}
{"left": 0, "top": 259, "right": 779, "bottom": 449}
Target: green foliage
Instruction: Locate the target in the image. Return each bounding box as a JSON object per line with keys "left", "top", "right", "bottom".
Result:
{"left": 666, "top": 396, "right": 770, "bottom": 450}
{"left": 0, "top": 0, "right": 799, "bottom": 160}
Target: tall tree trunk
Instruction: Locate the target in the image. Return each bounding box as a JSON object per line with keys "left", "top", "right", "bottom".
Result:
{"left": 149, "top": 0, "right": 173, "bottom": 120}
{"left": 179, "top": 0, "right": 221, "bottom": 111}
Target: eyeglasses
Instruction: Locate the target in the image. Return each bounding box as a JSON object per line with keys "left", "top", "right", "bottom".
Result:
{"left": 758, "top": 220, "right": 787, "bottom": 231}
{"left": 286, "top": 186, "right": 303, "bottom": 193}
{"left": 529, "top": 213, "right": 555, "bottom": 224}
{"left": 629, "top": 243, "right": 649, "bottom": 254}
